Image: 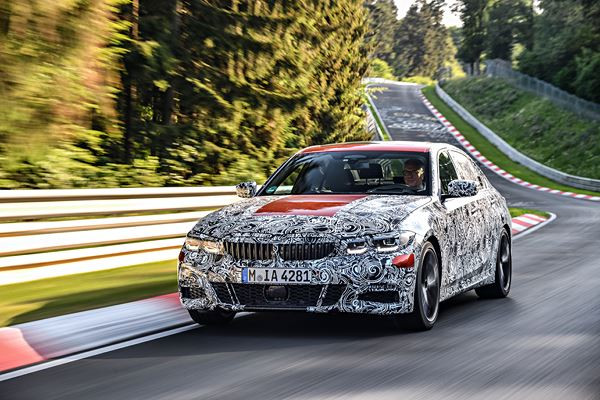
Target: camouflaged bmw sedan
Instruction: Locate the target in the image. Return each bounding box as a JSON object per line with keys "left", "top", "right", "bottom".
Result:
{"left": 178, "top": 141, "right": 512, "bottom": 330}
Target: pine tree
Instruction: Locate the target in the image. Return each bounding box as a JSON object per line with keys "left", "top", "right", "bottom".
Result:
{"left": 301, "top": 0, "right": 371, "bottom": 145}
{"left": 365, "top": 0, "right": 399, "bottom": 64}
{"left": 486, "top": 0, "right": 533, "bottom": 61}
{"left": 393, "top": 0, "right": 453, "bottom": 79}
{"left": 455, "top": 0, "right": 489, "bottom": 75}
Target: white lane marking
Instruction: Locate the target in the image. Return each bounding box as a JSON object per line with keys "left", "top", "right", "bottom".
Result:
{"left": 513, "top": 212, "right": 557, "bottom": 241}
{"left": 0, "top": 324, "right": 198, "bottom": 382}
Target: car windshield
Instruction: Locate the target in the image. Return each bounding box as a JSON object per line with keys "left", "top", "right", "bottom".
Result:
{"left": 260, "top": 151, "right": 431, "bottom": 196}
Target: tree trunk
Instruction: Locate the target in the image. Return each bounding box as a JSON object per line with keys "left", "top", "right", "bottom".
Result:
{"left": 122, "top": 0, "right": 139, "bottom": 163}
{"left": 162, "top": 0, "right": 180, "bottom": 125}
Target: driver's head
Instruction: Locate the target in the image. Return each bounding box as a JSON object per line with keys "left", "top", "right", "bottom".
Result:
{"left": 403, "top": 159, "right": 425, "bottom": 188}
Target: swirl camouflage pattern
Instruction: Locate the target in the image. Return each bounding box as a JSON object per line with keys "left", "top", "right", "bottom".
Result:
{"left": 178, "top": 141, "right": 512, "bottom": 330}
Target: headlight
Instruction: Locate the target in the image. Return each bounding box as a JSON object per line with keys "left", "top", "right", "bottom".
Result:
{"left": 346, "top": 232, "right": 415, "bottom": 255}
{"left": 184, "top": 237, "right": 223, "bottom": 254}
{"left": 347, "top": 239, "right": 368, "bottom": 255}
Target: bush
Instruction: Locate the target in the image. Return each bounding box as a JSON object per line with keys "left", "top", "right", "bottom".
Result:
{"left": 368, "top": 59, "right": 397, "bottom": 80}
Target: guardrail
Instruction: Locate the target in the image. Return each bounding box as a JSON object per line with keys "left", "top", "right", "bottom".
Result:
{"left": 0, "top": 188, "right": 242, "bottom": 284}
{"left": 436, "top": 84, "right": 600, "bottom": 192}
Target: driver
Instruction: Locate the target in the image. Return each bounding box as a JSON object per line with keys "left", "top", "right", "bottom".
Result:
{"left": 402, "top": 159, "right": 426, "bottom": 190}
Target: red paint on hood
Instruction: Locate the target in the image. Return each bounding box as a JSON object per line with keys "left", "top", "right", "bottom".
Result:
{"left": 255, "top": 195, "right": 366, "bottom": 216}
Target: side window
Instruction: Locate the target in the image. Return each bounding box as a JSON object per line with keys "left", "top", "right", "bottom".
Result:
{"left": 450, "top": 151, "right": 480, "bottom": 184}
{"left": 438, "top": 151, "right": 458, "bottom": 195}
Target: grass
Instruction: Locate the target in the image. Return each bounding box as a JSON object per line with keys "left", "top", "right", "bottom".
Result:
{"left": 441, "top": 77, "right": 600, "bottom": 179}
{"left": 0, "top": 260, "right": 177, "bottom": 327}
{"left": 367, "top": 99, "right": 391, "bottom": 141}
{"left": 422, "top": 85, "right": 600, "bottom": 197}
{"left": 509, "top": 207, "right": 550, "bottom": 219}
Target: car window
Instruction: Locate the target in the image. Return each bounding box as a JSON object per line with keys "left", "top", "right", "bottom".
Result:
{"left": 450, "top": 151, "right": 484, "bottom": 187}
{"left": 261, "top": 151, "right": 431, "bottom": 195}
{"left": 438, "top": 151, "right": 458, "bottom": 195}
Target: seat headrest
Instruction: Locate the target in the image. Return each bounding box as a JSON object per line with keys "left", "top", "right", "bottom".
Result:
{"left": 358, "top": 163, "right": 383, "bottom": 179}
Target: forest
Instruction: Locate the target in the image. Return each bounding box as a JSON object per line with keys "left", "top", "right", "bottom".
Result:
{"left": 0, "top": 0, "right": 597, "bottom": 189}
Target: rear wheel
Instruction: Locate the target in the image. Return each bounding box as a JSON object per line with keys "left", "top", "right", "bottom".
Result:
{"left": 188, "top": 309, "right": 236, "bottom": 326}
{"left": 395, "top": 242, "right": 440, "bottom": 331}
{"left": 476, "top": 229, "right": 511, "bottom": 298}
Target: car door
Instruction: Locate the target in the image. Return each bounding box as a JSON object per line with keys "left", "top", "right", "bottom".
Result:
{"left": 449, "top": 150, "right": 494, "bottom": 281}
{"left": 438, "top": 150, "right": 470, "bottom": 290}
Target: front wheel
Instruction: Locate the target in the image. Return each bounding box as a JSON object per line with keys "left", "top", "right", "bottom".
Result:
{"left": 394, "top": 242, "right": 440, "bottom": 331}
{"left": 188, "top": 309, "right": 236, "bottom": 326}
{"left": 476, "top": 229, "right": 511, "bottom": 299}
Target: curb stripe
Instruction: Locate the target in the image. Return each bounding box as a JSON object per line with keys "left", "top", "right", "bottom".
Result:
{"left": 0, "top": 328, "right": 45, "bottom": 371}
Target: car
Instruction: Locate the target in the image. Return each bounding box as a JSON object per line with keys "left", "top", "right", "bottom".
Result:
{"left": 178, "top": 141, "right": 512, "bottom": 330}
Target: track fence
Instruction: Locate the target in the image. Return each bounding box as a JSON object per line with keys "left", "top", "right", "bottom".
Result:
{"left": 485, "top": 59, "right": 600, "bottom": 121}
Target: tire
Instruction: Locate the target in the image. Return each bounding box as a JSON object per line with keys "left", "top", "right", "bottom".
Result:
{"left": 476, "top": 229, "right": 511, "bottom": 299}
{"left": 188, "top": 309, "right": 236, "bottom": 326}
{"left": 394, "top": 242, "right": 440, "bottom": 331}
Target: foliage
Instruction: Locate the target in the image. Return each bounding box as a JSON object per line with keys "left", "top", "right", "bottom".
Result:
{"left": 0, "top": 0, "right": 371, "bottom": 188}
{"left": 0, "top": 0, "right": 125, "bottom": 188}
{"left": 403, "top": 76, "right": 436, "bottom": 85}
{"left": 365, "top": 0, "right": 398, "bottom": 65}
{"left": 454, "top": 0, "right": 488, "bottom": 73}
{"left": 443, "top": 77, "right": 600, "bottom": 179}
{"left": 392, "top": 0, "right": 458, "bottom": 80}
{"left": 517, "top": 0, "right": 600, "bottom": 103}
{"left": 368, "top": 58, "right": 396, "bottom": 80}
{"left": 485, "top": 0, "right": 533, "bottom": 60}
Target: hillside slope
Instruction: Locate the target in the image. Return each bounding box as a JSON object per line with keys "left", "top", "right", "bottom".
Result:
{"left": 442, "top": 77, "right": 600, "bottom": 179}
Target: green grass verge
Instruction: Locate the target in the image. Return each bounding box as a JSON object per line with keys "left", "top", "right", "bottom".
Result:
{"left": 0, "top": 260, "right": 177, "bottom": 327}
{"left": 422, "top": 85, "right": 600, "bottom": 197}
{"left": 509, "top": 207, "right": 550, "bottom": 219}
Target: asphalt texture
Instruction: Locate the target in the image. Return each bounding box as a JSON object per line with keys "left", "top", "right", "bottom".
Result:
{"left": 2, "top": 83, "right": 599, "bottom": 400}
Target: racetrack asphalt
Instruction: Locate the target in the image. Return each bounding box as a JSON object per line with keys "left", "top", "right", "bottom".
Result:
{"left": 1, "top": 83, "right": 598, "bottom": 400}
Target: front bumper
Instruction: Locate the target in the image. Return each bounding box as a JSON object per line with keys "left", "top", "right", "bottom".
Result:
{"left": 178, "top": 250, "right": 418, "bottom": 315}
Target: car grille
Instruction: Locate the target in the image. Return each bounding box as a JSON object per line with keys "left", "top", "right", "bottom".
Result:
{"left": 321, "top": 284, "right": 346, "bottom": 306}
{"left": 278, "top": 242, "right": 335, "bottom": 261}
{"left": 223, "top": 241, "right": 335, "bottom": 261}
{"left": 184, "top": 283, "right": 347, "bottom": 309}
{"left": 210, "top": 282, "right": 233, "bottom": 303}
{"left": 358, "top": 290, "right": 400, "bottom": 303}
{"left": 223, "top": 241, "right": 273, "bottom": 260}
{"left": 180, "top": 286, "right": 205, "bottom": 298}
{"left": 230, "top": 283, "right": 324, "bottom": 308}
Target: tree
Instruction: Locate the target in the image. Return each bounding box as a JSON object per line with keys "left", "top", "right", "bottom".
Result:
{"left": 517, "top": 0, "right": 600, "bottom": 101}
{"left": 365, "top": 0, "right": 399, "bottom": 64}
{"left": 455, "top": 0, "right": 488, "bottom": 74}
{"left": 486, "top": 0, "right": 533, "bottom": 60}
{"left": 297, "top": 0, "right": 371, "bottom": 145}
{"left": 393, "top": 0, "right": 455, "bottom": 79}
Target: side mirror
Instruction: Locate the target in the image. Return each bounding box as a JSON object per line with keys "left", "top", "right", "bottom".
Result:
{"left": 236, "top": 181, "right": 257, "bottom": 198}
{"left": 447, "top": 179, "right": 478, "bottom": 198}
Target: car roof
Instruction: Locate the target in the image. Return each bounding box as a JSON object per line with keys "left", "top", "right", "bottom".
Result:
{"left": 299, "top": 141, "right": 437, "bottom": 154}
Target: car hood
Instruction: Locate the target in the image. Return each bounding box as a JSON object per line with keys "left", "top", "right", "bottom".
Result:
{"left": 190, "top": 194, "right": 431, "bottom": 240}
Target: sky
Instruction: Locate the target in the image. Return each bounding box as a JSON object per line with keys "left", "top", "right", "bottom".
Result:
{"left": 394, "top": 0, "right": 462, "bottom": 27}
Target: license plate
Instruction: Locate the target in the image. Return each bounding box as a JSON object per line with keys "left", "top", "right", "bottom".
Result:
{"left": 242, "top": 268, "right": 312, "bottom": 284}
